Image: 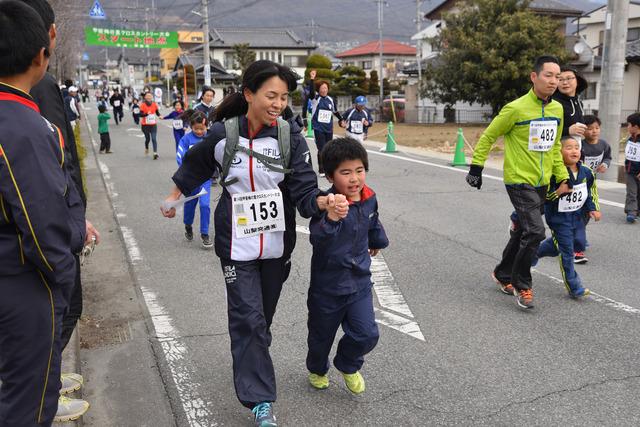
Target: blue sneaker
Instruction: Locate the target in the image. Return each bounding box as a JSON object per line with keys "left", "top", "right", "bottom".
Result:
{"left": 252, "top": 402, "right": 277, "bottom": 427}
{"left": 627, "top": 214, "right": 637, "bottom": 223}
{"left": 569, "top": 287, "right": 590, "bottom": 299}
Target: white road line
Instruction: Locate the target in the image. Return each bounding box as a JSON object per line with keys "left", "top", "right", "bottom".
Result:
{"left": 532, "top": 268, "right": 640, "bottom": 316}
{"left": 83, "top": 110, "right": 216, "bottom": 426}
{"left": 296, "top": 225, "right": 425, "bottom": 341}
{"left": 366, "top": 150, "right": 625, "bottom": 208}
{"left": 365, "top": 149, "right": 639, "bottom": 317}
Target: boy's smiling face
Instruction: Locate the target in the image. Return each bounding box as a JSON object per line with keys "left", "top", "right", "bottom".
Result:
{"left": 628, "top": 123, "right": 640, "bottom": 138}
{"left": 328, "top": 159, "right": 366, "bottom": 202}
{"left": 561, "top": 138, "right": 581, "bottom": 167}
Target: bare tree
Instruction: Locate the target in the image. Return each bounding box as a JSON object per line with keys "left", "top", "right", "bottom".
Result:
{"left": 49, "top": 0, "right": 84, "bottom": 83}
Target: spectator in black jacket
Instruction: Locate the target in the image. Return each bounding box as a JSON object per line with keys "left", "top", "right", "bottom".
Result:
{"left": 552, "top": 66, "right": 589, "bottom": 141}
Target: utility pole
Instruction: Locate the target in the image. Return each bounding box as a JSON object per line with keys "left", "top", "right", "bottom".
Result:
{"left": 598, "top": 0, "right": 630, "bottom": 181}
{"left": 145, "top": 7, "right": 151, "bottom": 82}
{"left": 310, "top": 19, "right": 316, "bottom": 44}
{"left": 202, "top": 0, "right": 211, "bottom": 87}
{"left": 416, "top": 0, "right": 422, "bottom": 100}
{"left": 377, "top": 0, "right": 384, "bottom": 102}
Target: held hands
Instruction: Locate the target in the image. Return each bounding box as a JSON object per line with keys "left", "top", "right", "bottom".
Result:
{"left": 326, "top": 193, "right": 349, "bottom": 222}
{"left": 338, "top": 120, "right": 346, "bottom": 128}
{"left": 369, "top": 248, "right": 380, "bottom": 256}
{"left": 555, "top": 181, "right": 571, "bottom": 198}
{"left": 161, "top": 186, "right": 182, "bottom": 218}
{"left": 589, "top": 211, "right": 602, "bottom": 221}
{"left": 465, "top": 165, "right": 483, "bottom": 190}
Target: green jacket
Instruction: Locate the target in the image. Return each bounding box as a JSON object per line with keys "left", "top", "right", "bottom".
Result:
{"left": 97, "top": 112, "right": 110, "bottom": 134}
{"left": 471, "top": 89, "right": 568, "bottom": 187}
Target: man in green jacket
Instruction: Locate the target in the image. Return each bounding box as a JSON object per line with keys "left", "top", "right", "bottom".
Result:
{"left": 466, "top": 55, "right": 570, "bottom": 310}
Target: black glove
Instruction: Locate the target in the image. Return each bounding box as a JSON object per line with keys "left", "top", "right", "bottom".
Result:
{"left": 466, "top": 165, "right": 483, "bottom": 190}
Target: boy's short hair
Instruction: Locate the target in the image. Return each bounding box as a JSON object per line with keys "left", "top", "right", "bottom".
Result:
{"left": 583, "top": 115, "right": 601, "bottom": 126}
{"left": 321, "top": 137, "right": 369, "bottom": 177}
{"left": 533, "top": 55, "right": 560, "bottom": 74}
{"left": 561, "top": 135, "right": 579, "bottom": 146}
{"left": 0, "top": 1, "right": 50, "bottom": 77}
{"left": 627, "top": 112, "right": 640, "bottom": 127}
{"left": 98, "top": 104, "right": 106, "bottom": 113}
{"left": 19, "top": 0, "right": 54, "bottom": 29}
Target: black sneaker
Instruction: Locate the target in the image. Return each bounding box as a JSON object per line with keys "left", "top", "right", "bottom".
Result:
{"left": 252, "top": 402, "right": 276, "bottom": 427}
{"left": 201, "top": 234, "right": 213, "bottom": 249}
{"left": 184, "top": 225, "right": 193, "bottom": 241}
{"left": 153, "top": 153, "right": 159, "bottom": 160}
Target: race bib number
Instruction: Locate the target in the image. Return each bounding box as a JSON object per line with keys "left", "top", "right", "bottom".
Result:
{"left": 584, "top": 153, "right": 604, "bottom": 170}
{"left": 350, "top": 120, "right": 363, "bottom": 134}
{"left": 172, "top": 119, "right": 183, "bottom": 130}
{"left": 625, "top": 141, "right": 640, "bottom": 162}
{"left": 558, "top": 182, "right": 587, "bottom": 212}
{"left": 318, "top": 109, "right": 332, "bottom": 124}
{"left": 145, "top": 113, "right": 156, "bottom": 125}
{"left": 232, "top": 189, "right": 285, "bottom": 238}
{"left": 133, "top": 107, "right": 140, "bottom": 114}
{"left": 113, "top": 100, "right": 121, "bottom": 107}
{"left": 528, "top": 120, "right": 557, "bottom": 152}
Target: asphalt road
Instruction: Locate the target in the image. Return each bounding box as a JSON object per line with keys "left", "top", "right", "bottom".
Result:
{"left": 81, "top": 104, "right": 640, "bottom": 427}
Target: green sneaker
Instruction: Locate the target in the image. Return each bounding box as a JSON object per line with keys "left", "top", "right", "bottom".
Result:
{"left": 341, "top": 371, "right": 365, "bottom": 394}
{"left": 308, "top": 373, "right": 329, "bottom": 389}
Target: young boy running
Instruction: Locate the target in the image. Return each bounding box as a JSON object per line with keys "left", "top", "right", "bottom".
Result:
{"left": 307, "top": 137, "right": 388, "bottom": 394}
{"left": 574, "top": 115, "right": 611, "bottom": 263}
{"left": 533, "top": 136, "right": 601, "bottom": 297}
{"left": 97, "top": 104, "right": 112, "bottom": 153}
{"left": 624, "top": 113, "right": 640, "bottom": 223}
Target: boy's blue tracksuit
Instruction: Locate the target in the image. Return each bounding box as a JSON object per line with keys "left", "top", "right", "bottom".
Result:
{"left": 307, "top": 185, "right": 389, "bottom": 375}
{"left": 164, "top": 110, "right": 186, "bottom": 151}
{"left": 176, "top": 132, "right": 210, "bottom": 234}
{"left": 536, "top": 163, "right": 599, "bottom": 296}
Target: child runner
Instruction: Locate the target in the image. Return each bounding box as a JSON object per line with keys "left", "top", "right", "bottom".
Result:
{"left": 109, "top": 88, "right": 125, "bottom": 125}
{"left": 163, "top": 100, "right": 187, "bottom": 151}
{"left": 533, "top": 136, "right": 601, "bottom": 297}
{"left": 574, "top": 114, "right": 611, "bottom": 263}
{"left": 97, "top": 104, "right": 112, "bottom": 153}
{"left": 624, "top": 112, "right": 640, "bottom": 223}
{"left": 139, "top": 91, "right": 160, "bottom": 159}
{"left": 340, "top": 96, "right": 373, "bottom": 143}
{"left": 308, "top": 74, "right": 343, "bottom": 176}
{"left": 307, "top": 137, "right": 388, "bottom": 394}
{"left": 131, "top": 98, "right": 141, "bottom": 125}
{"left": 176, "top": 110, "right": 212, "bottom": 248}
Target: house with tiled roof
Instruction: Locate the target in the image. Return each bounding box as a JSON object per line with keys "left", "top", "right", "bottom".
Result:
{"left": 335, "top": 39, "right": 416, "bottom": 80}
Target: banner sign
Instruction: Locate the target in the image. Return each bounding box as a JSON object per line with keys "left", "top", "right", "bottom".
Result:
{"left": 85, "top": 27, "right": 179, "bottom": 49}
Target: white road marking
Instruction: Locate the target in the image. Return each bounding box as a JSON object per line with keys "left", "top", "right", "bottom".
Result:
{"left": 363, "top": 148, "right": 639, "bottom": 317}
{"left": 296, "top": 225, "right": 425, "bottom": 341}
{"left": 366, "top": 150, "right": 625, "bottom": 208}
{"left": 83, "top": 110, "right": 216, "bottom": 426}
{"left": 532, "top": 268, "right": 640, "bottom": 316}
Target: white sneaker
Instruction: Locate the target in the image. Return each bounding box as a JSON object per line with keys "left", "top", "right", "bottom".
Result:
{"left": 60, "top": 373, "right": 83, "bottom": 395}
{"left": 54, "top": 396, "right": 90, "bottom": 422}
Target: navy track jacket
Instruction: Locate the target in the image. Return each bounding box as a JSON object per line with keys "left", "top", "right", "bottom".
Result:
{"left": 309, "top": 185, "right": 389, "bottom": 296}
{"left": 0, "top": 83, "right": 86, "bottom": 289}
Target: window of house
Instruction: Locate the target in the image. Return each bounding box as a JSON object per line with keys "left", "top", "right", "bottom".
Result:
{"left": 583, "top": 81, "right": 597, "bottom": 100}
{"left": 224, "top": 51, "right": 237, "bottom": 69}
{"left": 361, "top": 61, "right": 372, "bottom": 69}
{"left": 628, "top": 27, "right": 640, "bottom": 41}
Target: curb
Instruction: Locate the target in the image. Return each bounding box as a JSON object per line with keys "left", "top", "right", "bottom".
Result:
{"left": 54, "top": 329, "right": 82, "bottom": 427}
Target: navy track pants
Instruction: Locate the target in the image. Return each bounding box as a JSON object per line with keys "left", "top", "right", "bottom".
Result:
{"left": 220, "top": 256, "right": 291, "bottom": 409}
{"left": 306, "top": 287, "right": 379, "bottom": 376}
